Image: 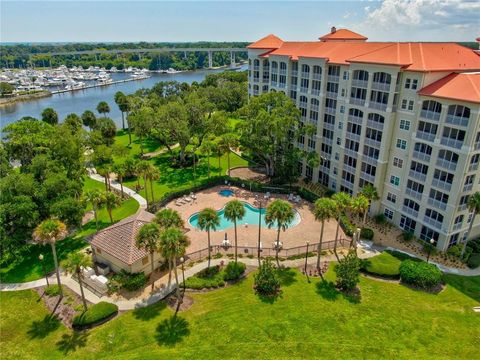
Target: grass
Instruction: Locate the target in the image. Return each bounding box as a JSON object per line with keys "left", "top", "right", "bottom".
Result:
{"left": 1, "top": 268, "right": 478, "bottom": 359}
{"left": 362, "top": 252, "right": 402, "bottom": 277}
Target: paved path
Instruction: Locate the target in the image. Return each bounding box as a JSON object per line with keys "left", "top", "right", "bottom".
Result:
{"left": 143, "top": 143, "right": 179, "bottom": 159}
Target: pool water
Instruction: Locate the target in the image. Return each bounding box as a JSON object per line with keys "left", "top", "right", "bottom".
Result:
{"left": 188, "top": 202, "right": 301, "bottom": 231}
{"left": 218, "top": 189, "right": 234, "bottom": 197}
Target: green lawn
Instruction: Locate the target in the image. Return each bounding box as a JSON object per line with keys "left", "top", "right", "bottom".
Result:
{"left": 362, "top": 251, "right": 402, "bottom": 277}
{"left": 1, "top": 269, "right": 478, "bottom": 359}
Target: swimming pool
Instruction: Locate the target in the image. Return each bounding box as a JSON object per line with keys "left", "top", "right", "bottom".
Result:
{"left": 218, "top": 189, "right": 234, "bottom": 197}
{"left": 188, "top": 202, "right": 301, "bottom": 231}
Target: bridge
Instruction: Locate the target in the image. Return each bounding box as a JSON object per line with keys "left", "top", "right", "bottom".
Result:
{"left": 30, "top": 47, "right": 248, "bottom": 68}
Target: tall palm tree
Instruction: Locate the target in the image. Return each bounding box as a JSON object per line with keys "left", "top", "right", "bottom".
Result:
{"left": 104, "top": 191, "right": 121, "bottom": 224}
{"left": 360, "top": 184, "right": 379, "bottom": 223}
{"left": 155, "top": 208, "right": 185, "bottom": 286}
{"left": 462, "top": 192, "right": 480, "bottom": 257}
{"left": 200, "top": 138, "right": 215, "bottom": 178}
{"left": 114, "top": 91, "right": 127, "bottom": 130}
{"left": 224, "top": 200, "right": 246, "bottom": 263}
{"left": 332, "top": 192, "right": 352, "bottom": 261}
{"left": 96, "top": 165, "right": 112, "bottom": 192}
{"left": 84, "top": 189, "right": 104, "bottom": 231}
{"left": 136, "top": 223, "right": 162, "bottom": 292}
{"left": 96, "top": 101, "right": 110, "bottom": 118}
{"left": 313, "top": 198, "right": 338, "bottom": 274}
{"left": 112, "top": 163, "right": 126, "bottom": 199}
{"left": 218, "top": 133, "right": 238, "bottom": 176}
{"left": 197, "top": 208, "right": 220, "bottom": 269}
{"left": 136, "top": 161, "right": 151, "bottom": 208}
{"left": 265, "top": 199, "right": 295, "bottom": 267}
{"left": 33, "top": 219, "right": 68, "bottom": 297}
{"left": 61, "top": 252, "right": 92, "bottom": 312}
{"left": 81, "top": 110, "right": 97, "bottom": 131}
{"left": 146, "top": 164, "right": 160, "bottom": 204}
{"left": 351, "top": 195, "right": 370, "bottom": 226}
{"left": 159, "top": 227, "right": 190, "bottom": 313}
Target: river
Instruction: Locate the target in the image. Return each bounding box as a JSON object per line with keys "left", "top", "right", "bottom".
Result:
{"left": 0, "top": 65, "right": 247, "bottom": 129}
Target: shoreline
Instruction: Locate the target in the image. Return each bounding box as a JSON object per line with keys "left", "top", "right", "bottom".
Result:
{"left": 0, "top": 90, "right": 52, "bottom": 107}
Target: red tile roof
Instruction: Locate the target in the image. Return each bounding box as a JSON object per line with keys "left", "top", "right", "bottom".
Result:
{"left": 91, "top": 210, "right": 156, "bottom": 265}
{"left": 319, "top": 28, "right": 368, "bottom": 41}
{"left": 247, "top": 34, "right": 283, "bottom": 49}
{"left": 418, "top": 72, "right": 480, "bottom": 104}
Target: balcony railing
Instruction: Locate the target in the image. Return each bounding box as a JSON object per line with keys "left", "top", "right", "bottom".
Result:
{"left": 369, "top": 101, "right": 388, "bottom": 112}
{"left": 299, "top": 101, "right": 308, "bottom": 108}
{"left": 323, "top": 137, "right": 333, "bottom": 146}
{"left": 428, "top": 198, "right": 448, "bottom": 211}
{"left": 415, "top": 131, "right": 436, "bottom": 142}
{"left": 324, "top": 107, "right": 336, "bottom": 115}
{"left": 371, "top": 81, "right": 391, "bottom": 92}
{"left": 343, "top": 164, "right": 356, "bottom": 175}
{"left": 405, "top": 188, "right": 422, "bottom": 201}
{"left": 440, "top": 137, "right": 463, "bottom": 149}
{"left": 364, "top": 138, "right": 382, "bottom": 149}
{"left": 253, "top": 77, "right": 260, "bottom": 83}
{"left": 348, "top": 115, "right": 363, "bottom": 126}
{"left": 431, "top": 178, "right": 452, "bottom": 192}
{"left": 271, "top": 81, "right": 278, "bottom": 87}
{"left": 409, "top": 170, "right": 427, "bottom": 182}
{"left": 326, "top": 91, "right": 338, "bottom": 99}
{"left": 278, "top": 82, "right": 286, "bottom": 88}
{"left": 344, "top": 149, "right": 358, "bottom": 158}
{"left": 463, "top": 183, "right": 473, "bottom": 193}
{"left": 446, "top": 114, "right": 469, "bottom": 127}
{"left": 469, "top": 163, "right": 479, "bottom": 172}
{"left": 291, "top": 70, "right": 298, "bottom": 77}
{"left": 412, "top": 150, "right": 431, "bottom": 163}
{"left": 362, "top": 155, "right": 378, "bottom": 166}
{"left": 253, "top": 65, "right": 260, "bottom": 70}
{"left": 366, "top": 120, "right": 384, "bottom": 131}
{"left": 351, "top": 79, "right": 368, "bottom": 88}
{"left": 423, "top": 216, "right": 443, "bottom": 230}
{"left": 327, "top": 75, "right": 339, "bottom": 83}
{"left": 290, "top": 84, "right": 297, "bottom": 90}
{"left": 458, "top": 203, "right": 468, "bottom": 212}
{"left": 312, "top": 73, "right": 322, "bottom": 80}
{"left": 311, "top": 104, "right": 319, "bottom": 112}
{"left": 350, "top": 97, "right": 366, "bottom": 106}
{"left": 279, "top": 69, "right": 287, "bottom": 75}
{"left": 436, "top": 158, "right": 457, "bottom": 171}
{"left": 262, "top": 78, "right": 269, "bottom": 83}
{"left": 360, "top": 172, "right": 376, "bottom": 184}
{"left": 300, "top": 87, "right": 308, "bottom": 93}
{"left": 420, "top": 109, "right": 441, "bottom": 121}
{"left": 402, "top": 205, "right": 419, "bottom": 218}
{"left": 341, "top": 179, "right": 354, "bottom": 189}
{"left": 301, "top": 72, "right": 310, "bottom": 79}
{"left": 311, "top": 89, "right": 320, "bottom": 96}
{"left": 320, "top": 151, "right": 331, "bottom": 160}
{"left": 452, "top": 222, "right": 463, "bottom": 231}
{"left": 346, "top": 132, "right": 361, "bottom": 142}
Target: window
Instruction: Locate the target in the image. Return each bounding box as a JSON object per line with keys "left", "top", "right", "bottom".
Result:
{"left": 404, "top": 198, "right": 420, "bottom": 212}
{"left": 420, "top": 226, "right": 439, "bottom": 244}
{"left": 390, "top": 175, "right": 400, "bottom": 186}
{"left": 387, "top": 192, "right": 397, "bottom": 203}
{"left": 396, "top": 139, "right": 407, "bottom": 150}
{"left": 454, "top": 215, "right": 463, "bottom": 227}
{"left": 407, "top": 179, "right": 424, "bottom": 194}
{"left": 393, "top": 157, "right": 403, "bottom": 168}
{"left": 336, "top": 137, "right": 341, "bottom": 145}
{"left": 363, "top": 145, "right": 379, "bottom": 159}
{"left": 400, "top": 215, "right": 416, "bottom": 233}
{"left": 401, "top": 99, "right": 408, "bottom": 110}
{"left": 344, "top": 155, "right": 357, "bottom": 168}
{"left": 338, "top": 122, "right": 343, "bottom": 130}
{"left": 384, "top": 208, "right": 394, "bottom": 220}
{"left": 340, "top": 105, "right": 345, "bottom": 114}
{"left": 410, "top": 161, "right": 429, "bottom": 175}
{"left": 365, "top": 128, "right": 382, "bottom": 142}
{"left": 342, "top": 170, "right": 355, "bottom": 184}
{"left": 411, "top": 79, "right": 418, "bottom": 90}
{"left": 343, "top": 71, "right": 349, "bottom": 80}
{"left": 425, "top": 208, "right": 444, "bottom": 225}
{"left": 346, "top": 139, "right": 360, "bottom": 152}
{"left": 361, "top": 162, "right": 376, "bottom": 176}
{"left": 408, "top": 100, "right": 414, "bottom": 111}
{"left": 399, "top": 119, "right": 410, "bottom": 131}
{"left": 448, "top": 233, "right": 459, "bottom": 247}
{"left": 335, "top": 152, "right": 340, "bottom": 161}
{"left": 405, "top": 78, "right": 411, "bottom": 89}
{"left": 347, "top": 122, "right": 362, "bottom": 135}
{"left": 429, "top": 189, "right": 449, "bottom": 205}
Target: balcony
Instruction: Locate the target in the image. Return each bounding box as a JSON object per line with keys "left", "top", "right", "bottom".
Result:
{"left": 431, "top": 178, "right": 452, "bottom": 192}
{"left": 348, "top": 115, "right": 363, "bottom": 126}
{"left": 366, "top": 119, "right": 384, "bottom": 131}
{"left": 458, "top": 203, "right": 468, "bottom": 212}
{"left": 278, "top": 82, "right": 286, "bottom": 89}
{"left": 420, "top": 109, "right": 441, "bottom": 121}
{"left": 327, "top": 75, "right": 339, "bottom": 83}
{"left": 463, "top": 183, "right": 473, "bottom": 193}
{"left": 351, "top": 79, "right": 368, "bottom": 88}
{"left": 446, "top": 114, "right": 469, "bottom": 127}
{"left": 344, "top": 148, "right": 358, "bottom": 158}
{"left": 320, "top": 151, "right": 332, "bottom": 160}
{"left": 311, "top": 88, "right": 320, "bottom": 96}
{"left": 409, "top": 169, "right": 427, "bottom": 182}
{"left": 323, "top": 137, "right": 333, "bottom": 145}
{"left": 371, "top": 81, "right": 391, "bottom": 92}
{"left": 362, "top": 154, "right": 378, "bottom": 166}
{"left": 469, "top": 163, "right": 479, "bottom": 172}
{"left": 291, "top": 70, "right": 298, "bottom": 77}
{"left": 253, "top": 77, "right": 260, "bottom": 83}
{"left": 262, "top": 78, "right": 269, "bottom": 83}
{"left": 311, "top": 104, "right": 319, "bottom": 112}
{"left": 299, "top": 101, "right": 308, "bottom": 109}
{"left": 350, "top": 97, "right": 366, "bottom": 107}
{"left": 412, "top": 150, "right": 431, "bottom": 163}
{"left": 423, "top": 216, "right": 443, "bottom": 230}
{"left": 312, "top": 73, "right": 322, "bottom": 80}
{"left": 324, "top": 107, "right": 336, "bottom": 115}
{"left": 346, "top": 132, "right": 361, "bottom": 142}
{"left": 279, "top": 69, "right": 287, "bottom": 75}
{"left": 364, "top": 138, "right": 382, "bottom": 149}
{"left": 343, "top": 164, "right": 356, "bottom": 175}
{"left": 326, "top": 91, "right": 338, "bottom": 99}
{"left": 415, "top": 131, "right": 436, "bottom": 142}
{"left": 360, "top": 172, "right": 375, "bottom": 184}
{"left": 290, "top": 84, "right": 297, "bottom": 91}
{"left": 341, "top": 179, "right": 354, "bottom": 189}
{"left": 253, "top": 65, "right": 260, "bottom": 71}
{"left": 301, "top": 72, "right": 310, "bottom": 79}
{"left": 440, "top": 137, "right": 463, "bottom": 149}
{"left": 369, "top": 101, "right": 388, "bottom": 112}
{"left": 427, "top": 198, "right": 448, "bottom": 211}
{"left": 300, "top": 87, "right": 308, "bottom": 94}
{"left": 271, "top": 81, "right": 278, "bottom": 87}
{"left": 436, "top": 158, "right": 457, "bottom": 171}
{"left": 402, "top": 205, "right": 419, "bottom": 218}
{"left": 405, "top": 188, "right": 422, "bottom": 201}
{"left": 323, "top": 122, "right": 334, "bottom": 131}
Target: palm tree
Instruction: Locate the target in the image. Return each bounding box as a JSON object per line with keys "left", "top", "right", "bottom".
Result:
{"left": 96, "top": 101, "right": 110, "bottom": 118}
{"left": 84, "top": 189, "right": 104, "bottom": 230}
{"left": 96, "top": 165, "right": 111, "bottom": 192}
{"left": 136, "top": 223, "right": 162, "bottom": 292}
{"left": 351, "top": 195, "right": 370, "bottom": 226}
{"left": 332, "top": 192, "right": 352, "bottom": 261}
{"left": 136, "top": 161, "right": 151, "bottom": 208}
{"left": 112, "top": 163, "right": 126, "bottom": 199}
{"left": 61, "top": 252, "right": 92, "bottom": 312}
{"left": 33, "top": 219, "right": 68, "bottom": 297}
{"left": 360, "top": 184, "right": 379, "bottom": 223}
{"left": 197, "top": 208, "right": 220, "bottom": 269}
{"left": 159, "top": 227, "right": 190, "bottom": 313}
{"left": 462, "top": 192, "right": 480, "bottom": 257}
{"left": 218, "top": 133, "right": 238, "bottom": 176}
{"left": 104, "top": 191, "right": 121, "bottom": 223}
{"left": 146, "top": 164, "right": 160, "bottom": 204}
{"left": 265, "top": 199, "right": 295, "bottom": 267}
{"left": 114, "top": 91, "right": 127, "bottom": 130}
{"left": 199, "top": 138, "right": 215, "bottom": 178}
{"left": 313, "top": 198, "right": 338, "bottom": 275}
{"left": 224, "top": 200, "right": 246, "bottom": 263}
{"left": 81, "top": 110, "right": 97, "bottom": 131}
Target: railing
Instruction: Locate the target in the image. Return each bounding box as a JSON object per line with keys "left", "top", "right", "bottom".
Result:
{"left": 271, "top": 81, "right": 278, "bottom": 87}
{"left": 371, "top": 81, "right": 391, "bottom": 92}
{"left": 346, "top": 132, "right": 361, "bottom": 142}
{"left": 458, "top": 203, "right": 468, "bottom": 212}
{"left": 321, "top": 151, "right": 332, "bottom": 159}
{"left": 341, "top": 179, "right": 354, "bottom": 190}
{"left": 409, "top": 170, "right": 427, "bottom": 182}
{"left": 427, "top": 198, "right": 448, "bottom": 211}
{"left": 351, "top": 79, "right": 368, "bottom": 88}
{"left": 366, "top": 120, "right": 383, "bottom": 131}
{"left": 311, "top": 104, "right": 319, "bottom": 112}
{"left": 323, "top": 137, "right": 333, "bottom": 145}
{"left": 362, "top": 155, "right": 378, "bottom": 166}
{"left": 253, "top": 65, "right": 260, "bottom": 71}
{"left": 349, "top": 97, "right": 366, "bottom": 107}
{"left": 364, "top": 138, "right": 382, "bottom": 149}
{"left": 343, "top": 164, "right": 356, "bottom": 175}
{"left": 420, "top": 109, "right": 441, "bottom": 121}
{"left": 278, "top": 82, "right": 286, "bottom": 88}
{"left": 253, "top": 77, "right": 260, "bottom": 83}
{"left": 436, "top": 158, "right": 457, "bottom": 171}
{"left": 348, "top": 115, "right": 363, "bottom": 125}
{"left": 405, "top": 188, "right": 422, "bottom": 201}
{"left": 311, "top": 88, "right": 320, "bottom": 96}
{"left": 301, "top": 72, "right": 310, "bottom": 78}
{"left": 423, "top": 216, "right": 443, "bottom": 230}
{"left": 300, "top": 86, "right": 309, "bottom": 93}
{"left": 446, "top": 114, "right": 469, "bottom": 127}
{"left": 324, "top": 107, "right": 336, "bottom": 115}
{"left": 463, "top": 183, "right": 473, "bottom": 192}
{"left": 290, "top": 84, "right": 297, "bottom": 90}
{"left": 412, "top": 150, "right": 431, "bottom": 163}
{"left": 431, "top": 178, "right": 452, "bottom": 192}
{"left": 262, "top": 78, "right": 269, "bottom": 83}
{"left": 452, "top": 222, "right": 463, "bottom": 231}
{"left": 299, "top": 101, "right": 308, "bottom": 108}
{"left": 312, "top": 73, "right": 322, "bottom": 80}
{"left": 360, "top": 172, "right": 375, "bottom": 184}
{"left": 469, "top": 163, "right": 479, "bottom": 172}
{"left": 291, "top": 70, "right": 298, "bottom": 77}
{"left": 343, "top": 149, "right": 358, "bottom": 158}
{"left": 279, "top": 69, "right": 287, "bottom": 75}
{"left": 440, "top": 137, "right": 463, "bottom": 149}
{"left": 327, "top": 75, "right": 340, "bottom": 82}
{"left": 369, "top": 101, "right": 388, "bottom": 112}
{"left": 319, "top": 165, "right": 330, "bottom": 174}
{"left": 326, "top": 91, "right": 338, "bottom": 99}
{"left": 402, "top": 205, "right": 419, "bottom": 218}
{"left": 415, "top": 131, "right": 436, "bottom": 142}
{"left": 323, "top": 122, "right": 335, "bottom": 131}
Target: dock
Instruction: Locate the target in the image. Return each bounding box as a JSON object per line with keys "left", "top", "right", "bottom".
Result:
{"left": 51, "top": 77, "right": 146, "bottom": 94}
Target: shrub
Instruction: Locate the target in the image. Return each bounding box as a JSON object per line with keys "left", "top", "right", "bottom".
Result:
{"left": 254, "top": 259, "right": 280, "bottom": 296}
{"left": 223, "top": 262, "right": 246, "bottom": 281}
{"left": 402, "top": 231, "right": 414, "bottom": 242}
{"left": 185, "top": 265, "right": 225, "bottom": 289}
{"left": 374, "top": 214, "right": 386, "bottom": 224}
{"left": 361, "top": 252, "right": 401, "bottom": 278}
{"left": 110, "top": 270, "right": 147, "bottom": 292}
{"left": 360, "top": 228, "right": 374, "bottom": 241}
{"left": 72, "top": 302, "right": 118, "bottom": 328}
{"left": 467, "top": 253, "right": 480, "bottom": 269}
{"left": 335, "top": 251, "right": 361, "bottom": 292}
{"left": 466, "top": 238, "right": 480, "bottom": 253}
{"left": 399, "top": 260, "right": 442, "bottom": 290}
{"left": 339, "top": 214, "right": 355, "bottom": 237}
{"left": 324, "top": 189, "right": 336, "bottom": 198}
{"left": 446, "top": 244, "right": 462, "bottom": 258}
{"left": 385, "top": 249, "right": 419, "bottom": 262}
{"left": 44, "top": 284, "right": 62, "bottom": 297}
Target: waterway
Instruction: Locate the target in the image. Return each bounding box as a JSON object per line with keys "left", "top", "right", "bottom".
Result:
{"left": 0, "top": 65, "right": 247, "bottom": 129}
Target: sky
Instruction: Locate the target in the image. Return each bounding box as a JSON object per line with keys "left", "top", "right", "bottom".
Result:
{"left": 1, "top": 0, "right": 479, "bottom": 43}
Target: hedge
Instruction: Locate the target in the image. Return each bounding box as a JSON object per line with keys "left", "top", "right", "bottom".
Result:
{"left": 223, "top": 262, "right": 246, "bottom": 281}
{"left": 184, "top": 265, "right": 225, "bottom": 289}
{"left": 339, "top": 214, "right": 355, "bottom": 237}
{"left": 73, "top": 302, "right": 118, "bottom": 328}
{"left": 399, "top": 260, "right": 442, "bottom": 290}
{"left": 360, "top": 228, "right": 374, "bottom": 241}
{"left": 361, "top": 252, "right": 401, "bottom": 278}
{"left": 467, "top": 253, "right": 480, "bottom": 269}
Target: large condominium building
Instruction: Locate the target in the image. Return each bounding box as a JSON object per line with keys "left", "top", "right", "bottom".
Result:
{"left": 247, "top": 28, "right": 480, "bottom": 251}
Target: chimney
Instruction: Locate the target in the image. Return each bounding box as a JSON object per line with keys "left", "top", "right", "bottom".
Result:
{"left": 331, "top": 26, "right": 337, "bottom": 34}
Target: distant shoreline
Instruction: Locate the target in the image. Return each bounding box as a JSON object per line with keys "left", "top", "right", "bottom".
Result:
{"left": 0, "top": 90, "right": 51, "bottom": 107}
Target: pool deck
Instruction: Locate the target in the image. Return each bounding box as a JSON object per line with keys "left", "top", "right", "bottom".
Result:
{"left": 166, "top": 185, "right": 346, "bottom": 253}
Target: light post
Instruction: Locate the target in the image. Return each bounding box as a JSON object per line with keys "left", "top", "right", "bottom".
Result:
{"left": 38, "top": 254, "right": 49, "bottom": 286}
{"left": 426, "top": 238, "right": 435, "bottom": 263}
{"left": 304, "top": 241, "right": 310, "bottom": 282}
{"left": 180, "top": 257, "right": 186, "bottom": 292}
{"left": 257, "top": 198, "right": 262, "bottom": 267}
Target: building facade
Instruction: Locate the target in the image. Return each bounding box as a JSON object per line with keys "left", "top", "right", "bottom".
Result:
{"left": 247, "top": 28, "right": 480, "bottom": 251}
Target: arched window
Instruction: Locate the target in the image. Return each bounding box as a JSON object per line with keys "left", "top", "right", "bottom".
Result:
{"left": 311, "top": 98, "right": 320, "bottom": 106}
{"left": 353, "top": 70, "right": 369, "bottom": 82}
{"left": 414, "top": 142, "right": 432, "bottom": 155}
{"left": 280, "top": 62, "right": 287, "bottom": 71}
{"left": 253, "top": 59, "right": 260, "bottom": 67}
{"left": 368, "top": 113, "right": 385, "bottom": 124}
{"left": 438, "top": 149, "right": 459, "bottom": 163}
{"left": 373, "top": 72, "right": 391, "bottom": 84}
{"left": 349, "top": 108, "right": 364, "bottom": 118}
{"left": 271, "top": 61, "right": 278, "bottom": 70}
{"left": 301, "top": 64, "right": 310, "bottom": 78}
{"left": 447, "top": 105, "right": 470, "bottom": 126}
